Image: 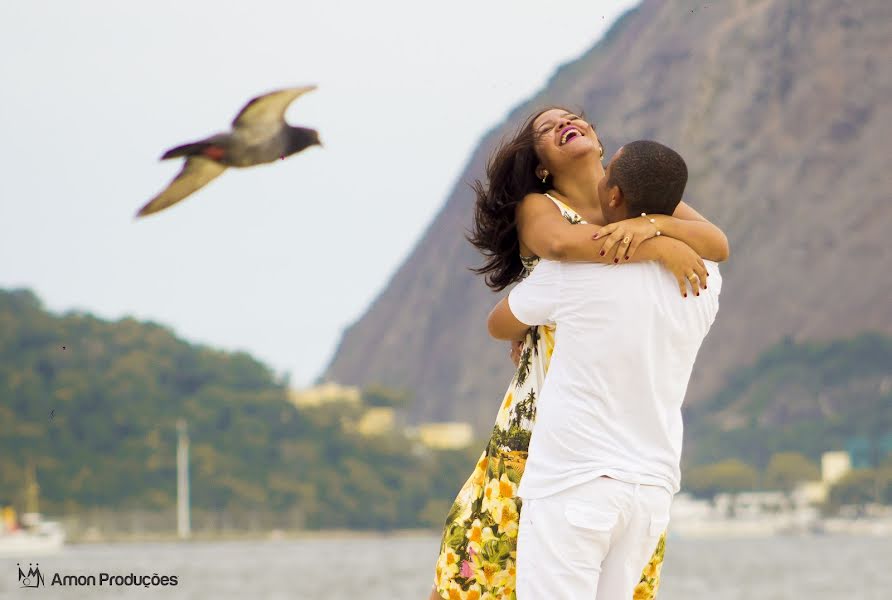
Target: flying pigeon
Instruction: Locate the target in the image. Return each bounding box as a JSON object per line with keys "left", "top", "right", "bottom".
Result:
{"left": 136, "top": 85, "right": 321, "bottom": 218}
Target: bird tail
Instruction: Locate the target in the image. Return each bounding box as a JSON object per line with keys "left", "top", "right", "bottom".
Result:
{"left": 161, "top": 141, "right": 211, "bottom": 160}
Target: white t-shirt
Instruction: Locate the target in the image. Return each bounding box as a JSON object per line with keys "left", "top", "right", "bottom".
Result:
{"left": 508, "top": 259, "right": 721, "bottom": 498}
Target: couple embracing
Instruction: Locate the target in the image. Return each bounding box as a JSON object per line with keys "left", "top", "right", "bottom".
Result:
{"left": 429, "top": 107, "right": 728, "bottom": 600}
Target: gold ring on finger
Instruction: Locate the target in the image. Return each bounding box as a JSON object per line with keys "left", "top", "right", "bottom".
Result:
{"left": 623, "top": 236, "right": 631, "bottom": 244}
{"left": 687, "top": 273, "right": 698, "bottom": 281}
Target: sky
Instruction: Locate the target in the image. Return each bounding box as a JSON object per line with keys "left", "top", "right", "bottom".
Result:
{"left": 0, "top": 0, "right": 639, "bottom": 387}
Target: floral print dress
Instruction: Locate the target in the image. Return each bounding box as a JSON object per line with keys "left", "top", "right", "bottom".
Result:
{"left": 433, "top": 194, "right": 666, "bottom": 600}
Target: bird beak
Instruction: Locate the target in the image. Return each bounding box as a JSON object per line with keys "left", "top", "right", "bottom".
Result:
{"left": 317, "top": 138, "right": 324, "bottom": 148}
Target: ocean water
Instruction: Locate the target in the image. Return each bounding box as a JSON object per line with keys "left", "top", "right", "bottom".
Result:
{"left": 2, "top": 533, "right": 891, "bottom": 599}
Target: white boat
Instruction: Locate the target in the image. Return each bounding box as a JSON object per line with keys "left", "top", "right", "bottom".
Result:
{"left": 0, "top": 463, "right": 65, "bottom": 557}
{"left": 0, "top": 513, "right": 66, "bottom": 557}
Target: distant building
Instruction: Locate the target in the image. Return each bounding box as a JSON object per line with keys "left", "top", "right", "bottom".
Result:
{"left": 821, "top": 451, "right": 852, "bottom": 486}
{"left": 670, "top": 492, "right": 822, "bottom": 538}
{"left": 793, "top": 451, "right": 855, "bottom": 506}
{"left": 357, "top": 407, "right": 396, "bottom": 437}
{"left": 413, "top": 422, "right": 475, "bottom": 450}
{"left": 715, "top": 491, "right": 791, "bottom": 516}
{"left": 795, "top": 480, "right": 830, "bottom": 505}
{"left": 288, "top": 382, "right": 362, "bottom": 408}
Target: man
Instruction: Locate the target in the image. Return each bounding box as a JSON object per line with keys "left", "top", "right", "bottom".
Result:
{"left": 487, "top": 141, "right": 722, "bottom": 599}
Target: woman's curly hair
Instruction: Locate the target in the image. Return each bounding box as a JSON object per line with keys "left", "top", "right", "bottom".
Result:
{"left": 467, "top": 106, "right": 577, "bottom": 291}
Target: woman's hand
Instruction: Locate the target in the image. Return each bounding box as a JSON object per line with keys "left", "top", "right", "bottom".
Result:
{"left": 592, "top": 216, "right": 658, "bottom": 262}
{"left": 655, "top": 238, "right": 710, "bottom": 297}
{"left": 509, "top": 340, "right": 524, "bottom": 367}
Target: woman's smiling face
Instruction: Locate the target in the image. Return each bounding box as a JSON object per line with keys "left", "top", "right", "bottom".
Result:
{"left": 531, "top": 108, "right": 603, "bottom": 175}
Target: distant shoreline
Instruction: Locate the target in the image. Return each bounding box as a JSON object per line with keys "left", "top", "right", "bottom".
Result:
{"left": 64, "top": 519, "right": 892, "bottom": 545}
{"left": 66, "top": 527, "right": 441, "bottom": 545}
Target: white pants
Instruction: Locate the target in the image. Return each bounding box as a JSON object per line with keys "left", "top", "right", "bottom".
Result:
{"left": 516, "top": 476, "right": 671, "bottom": 599}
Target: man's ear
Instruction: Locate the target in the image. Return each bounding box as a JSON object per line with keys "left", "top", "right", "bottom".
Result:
{"left": 609, "top": 185, "right": 625, "bottom": 209}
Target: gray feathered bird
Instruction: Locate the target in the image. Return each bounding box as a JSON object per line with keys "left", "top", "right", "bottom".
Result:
{"left": 136, "top": 85, "right": 321, "bottom": 218}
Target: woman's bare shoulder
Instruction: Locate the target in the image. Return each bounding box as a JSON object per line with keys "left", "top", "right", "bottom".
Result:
{"left": 518, "top": 192, "right": 559, "bottom": 215}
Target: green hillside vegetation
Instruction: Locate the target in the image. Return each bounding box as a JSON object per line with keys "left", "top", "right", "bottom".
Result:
{"left": 0, "top": 289, "right": 477, "bottom": 530}
{"left": 682, "top": 333, "right": 892, "bottom": 506}
{"left": 685, "top": 333, "right": 892, "bottom": 470}
{"left": 3, "top": 288, "right": 891, "bottom": 528}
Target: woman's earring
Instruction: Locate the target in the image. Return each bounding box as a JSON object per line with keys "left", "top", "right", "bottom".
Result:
{"left": 541, "top": 171, "right": 549, "bottom": 184}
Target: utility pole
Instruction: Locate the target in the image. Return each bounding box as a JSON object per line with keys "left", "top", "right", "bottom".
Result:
{"left": 24, "top": 460, "right": 39, "bottom": 515}
{"left": 176, "top": 419, "right": 191, "bottom": 539}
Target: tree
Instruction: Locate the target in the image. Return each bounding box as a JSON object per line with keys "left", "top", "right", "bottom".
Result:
{"left": 0, "top": 288, "right": 484, "bottom": 530}
{"left": 828, "top": 469, "right": 878, "bottom": 513}
{"left": 763, "top": 452, "right": 820, "bottom": 493}
{"left": 361, "top": 385, "right": 411, "bottom": 409}
{"left": 684, "top": 459, "right": 759, "bottom": 499}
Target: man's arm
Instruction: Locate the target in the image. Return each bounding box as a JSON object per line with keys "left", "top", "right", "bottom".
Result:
{"left": 487, "top": 297, "right": 531, "bottom": 342}
{"left": 487, "top": 259, "right": 561, "bottom": 341}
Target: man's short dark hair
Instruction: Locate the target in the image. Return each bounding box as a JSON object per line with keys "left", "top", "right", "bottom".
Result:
{"left": 606, "top": 140, "right": 688, "bottom": 216}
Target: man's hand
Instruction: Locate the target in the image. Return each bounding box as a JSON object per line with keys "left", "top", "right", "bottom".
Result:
{"left": 509, "top": 340, "right": 524, "bottom": 367}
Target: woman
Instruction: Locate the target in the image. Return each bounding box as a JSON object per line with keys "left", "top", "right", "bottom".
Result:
{"left": 430, "top": 107, "right": 729, "bottom": 600}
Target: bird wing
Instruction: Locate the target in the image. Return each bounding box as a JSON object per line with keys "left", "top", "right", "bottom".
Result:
{"left": 136, "top": 157, "right": 227, "bottom": 217}
{"left": 231, "top": 85, "right": 317, "bottom": 129}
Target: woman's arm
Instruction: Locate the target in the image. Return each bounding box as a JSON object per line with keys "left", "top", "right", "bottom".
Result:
{"left": 517, "top": 194, "right": 728, "bottom": 263}
{"left": 594, "top": 201, "right": 730, "bottom": 262}
{"left": 656, "top": 202, "right": 729, "bottom": 261}
{"left": 517, "top": 194, "right": 711, "bottom": 296}
{"left": 516, "top": 194, "right": 627, "bottom": 262}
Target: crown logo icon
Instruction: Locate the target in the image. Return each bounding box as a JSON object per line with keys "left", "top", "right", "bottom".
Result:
{"left": 18, "top": 563, "right": 45, "bottom": 588}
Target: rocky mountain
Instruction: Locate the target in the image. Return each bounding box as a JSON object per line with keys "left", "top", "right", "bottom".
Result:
{"left": 323, "top": 0, "right": 892, "bottom": 433}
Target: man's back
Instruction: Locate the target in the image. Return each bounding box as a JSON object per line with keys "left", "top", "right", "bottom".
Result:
{"left": 508, "top": 258, "right": 722, "bottom": 499}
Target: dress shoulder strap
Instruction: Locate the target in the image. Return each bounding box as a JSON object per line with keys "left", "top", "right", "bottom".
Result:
{"left": 543, "top": 192, "right": 586, "bottom": 224}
